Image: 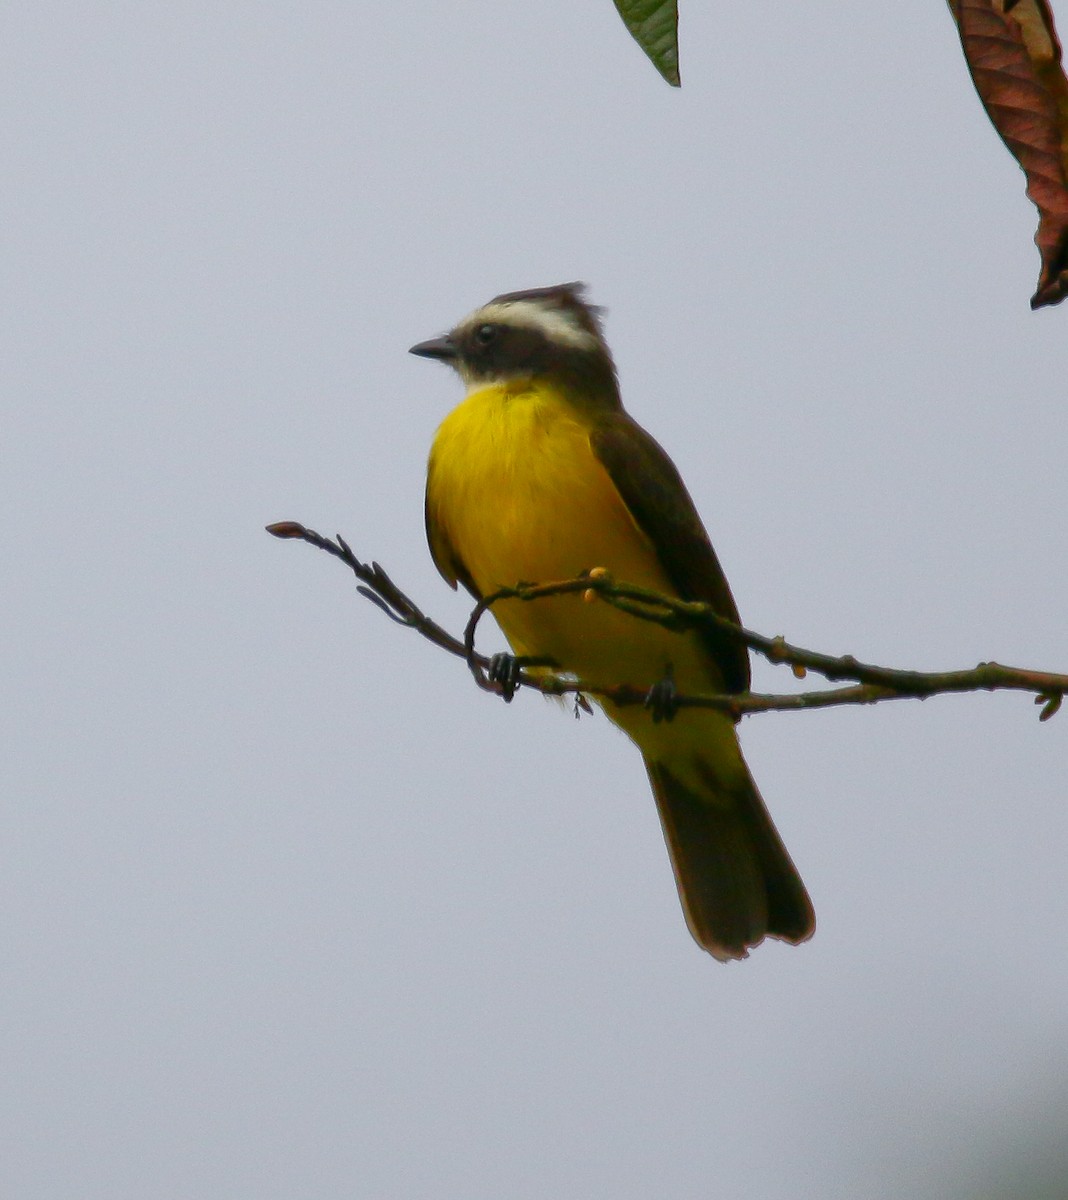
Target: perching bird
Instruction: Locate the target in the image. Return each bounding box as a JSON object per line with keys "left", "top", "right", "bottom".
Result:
{"left": 411, "top": 284, "right": 814, "bottom": 960}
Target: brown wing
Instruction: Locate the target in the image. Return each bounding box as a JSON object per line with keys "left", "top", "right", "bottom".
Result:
{"left": 590, "top": 412, "right": 750, "bottom": 694}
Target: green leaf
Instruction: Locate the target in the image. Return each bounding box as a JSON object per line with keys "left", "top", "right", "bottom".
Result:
{"left": 612, "top": 0, "right": 680, "bottom": 87}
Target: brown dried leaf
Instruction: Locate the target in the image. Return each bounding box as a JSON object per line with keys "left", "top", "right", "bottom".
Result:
{"left": 950, "top": 0, "right": 1068, "bottom": 307}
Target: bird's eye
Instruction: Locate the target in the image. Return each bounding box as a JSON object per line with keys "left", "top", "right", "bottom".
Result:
{"left": 475, "top": 323, "right": 498, "bottom": 346}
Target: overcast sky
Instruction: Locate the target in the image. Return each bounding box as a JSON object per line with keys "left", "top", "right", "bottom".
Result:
{"left": 4, "top": 4, "right": 1068, "bottom": 1198}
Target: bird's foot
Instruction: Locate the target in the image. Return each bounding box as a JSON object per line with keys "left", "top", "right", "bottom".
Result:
{"left": 488, "top": 653, "right": 523, "bottom": 701}
{"left": 485, "top": 653, "right": 559, "bottom": 702}
{"left": 644, "top": 665, "right": 678, "bottom": 724}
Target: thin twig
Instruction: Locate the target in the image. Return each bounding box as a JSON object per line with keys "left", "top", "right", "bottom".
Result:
{"left": 267, "top": 523, "right": 1066, "bottom": 721}
{"left": 267, "top": 522, "right": 478, "bottom": 666}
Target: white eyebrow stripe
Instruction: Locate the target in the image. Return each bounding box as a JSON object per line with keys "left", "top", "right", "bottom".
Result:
{"left": 460, "top": 299, "right": 600, "bottom": 352}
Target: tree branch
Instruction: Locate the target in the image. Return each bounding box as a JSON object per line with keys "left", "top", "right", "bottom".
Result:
{"left": 266, "top": 522, "right": 1066, "bottom": 722}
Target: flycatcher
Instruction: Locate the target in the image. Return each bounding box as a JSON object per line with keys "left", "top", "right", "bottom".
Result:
{"left": 411, "top": 284, "right": 814, "bottom": 960}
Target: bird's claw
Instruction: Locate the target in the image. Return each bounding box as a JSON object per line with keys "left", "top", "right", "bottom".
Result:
{"left": 644, "top": 666, "right": 678, "bottom": 724}
{"left": 488, "top": 652, "right": 523, "bottom": 702}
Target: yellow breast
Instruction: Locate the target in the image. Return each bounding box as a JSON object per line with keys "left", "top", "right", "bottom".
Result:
{"left": 426, "top": 381, "right": 720, "bottom": 698}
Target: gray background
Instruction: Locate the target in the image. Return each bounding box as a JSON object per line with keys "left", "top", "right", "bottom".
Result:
{"left": 4, "top": 3, "right": 1067, "bottom": 1197}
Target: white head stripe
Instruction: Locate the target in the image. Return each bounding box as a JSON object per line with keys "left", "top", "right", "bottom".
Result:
{"left": 459, "top": 299, "right": 600, "bottom": 352}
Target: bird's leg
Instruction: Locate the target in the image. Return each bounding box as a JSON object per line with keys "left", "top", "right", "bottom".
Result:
{"left": 644, "top": 662, "right": 678, "bottom": 724}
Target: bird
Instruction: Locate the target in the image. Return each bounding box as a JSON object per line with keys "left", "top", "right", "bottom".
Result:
{"left": 410, "top": 283, "right": 814, "bottom": 960}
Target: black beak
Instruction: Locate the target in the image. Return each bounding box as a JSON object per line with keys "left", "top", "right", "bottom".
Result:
{"left": 409, "top": 335, "right": 458, "bottom": 362}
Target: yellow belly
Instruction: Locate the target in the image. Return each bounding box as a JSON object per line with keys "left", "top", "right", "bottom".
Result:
{"left": 426, "top": 381, "right": 725, "bottom": 705}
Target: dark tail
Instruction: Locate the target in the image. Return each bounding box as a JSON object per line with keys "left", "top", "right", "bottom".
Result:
{"left": 645, "top": 757, "right": 815, "bottom": 961}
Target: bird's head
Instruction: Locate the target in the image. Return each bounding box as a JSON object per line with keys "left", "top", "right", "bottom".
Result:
{"left": 410, "top": 283, "right": 621, "bottom": 409}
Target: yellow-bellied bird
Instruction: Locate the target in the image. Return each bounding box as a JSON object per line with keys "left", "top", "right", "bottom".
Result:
{"left": 412, "top": 284, "right": 814, "bottom": 961}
